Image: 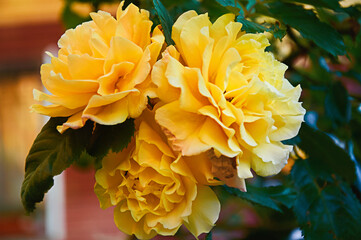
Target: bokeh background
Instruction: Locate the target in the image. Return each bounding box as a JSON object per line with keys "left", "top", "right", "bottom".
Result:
{"left": 0, "top": 1, "right": 125, "bottom": 239}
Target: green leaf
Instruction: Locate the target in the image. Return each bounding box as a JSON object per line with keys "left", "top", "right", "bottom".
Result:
{"left": 246, "top": 0, "right": 256, "bottom": 11}
{"left": 236, "top": 16, "right": 286, "bottom": 39}
{"left": 253, "top": 185, "right": 297, "bottom": 209}
{"left": 268, "top": 2, "right": 346, "bottom": 56}
{"left": 316, "top": 7, "right": 350, "bottom": 24}
{"left": 74, "top": 150, "right": 97, "bottom": 169}
{"left": 280, "top": 0, "right": 340, "bottom": 9}
{"left": 199, "top": 0, "right": 230, "bottom": 21}
{"left": 215, "top": 0, "right": 244, "bottom": 15}
{"left": 236, "top": 15, "right": 269, "bottom": 33}
{"left": 205, "top": 231, "right": 212, "bottom": 240}
{"left": 140, "top": 0, "right": 154, "bottom": 11}
{"left": 291, "top": 160, "right": 361, "bottom": 239}
{"left": 215, "top": 0, "right": 242, "bottom": 9}
{"left": 22, "top": 117, "right": 135, "bottom": 212}
{"left": 270, "top": 23, "right": 287, "bottom": 40}
{"left": 350, "top": 109, "right": 361, "bottom": 164}
{"left": 223, "top": 185, "right": 281, "bottom": 212}
{"left": 223, "top": 184, "right": 296, "bottom": 212}
{"left": 153, "top": 0, "right": 175, "bottom": 45}
{"left": 298, "top": 123, "right": 356, "bottom": 183}
{"left": 325, "top": 81, "right": 351, "bottom": 127}
{"left": 342, "top": 5, "right": 361, "bottom": 19}
{"left": 87, "top": 119, "right": 135, "bottom": 168}
{"left": 21, "top": 118, "right": 94, "bottom": 213}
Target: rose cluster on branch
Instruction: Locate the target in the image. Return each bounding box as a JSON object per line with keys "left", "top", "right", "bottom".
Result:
{"left": 31, "top": 2, "right": 305, "bottom": 239}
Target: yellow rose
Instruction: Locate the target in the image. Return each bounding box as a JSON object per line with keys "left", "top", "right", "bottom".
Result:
{"left": 31, "top": 2, "right": 164, "bottom": 132}
{"left": 151, "top": 12, "right": 306, "bottom": 181}
{"left": 94, "top": 109, "right": 220, "bottom": 239}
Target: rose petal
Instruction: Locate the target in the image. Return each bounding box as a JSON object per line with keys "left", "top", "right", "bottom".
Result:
{"left": 183, "top": 186, "right": 220, "bottom": 237}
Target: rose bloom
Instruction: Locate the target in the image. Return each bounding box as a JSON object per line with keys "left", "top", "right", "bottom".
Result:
{"left": 31, "top": 2, "right": 164, "bottom": 132}
{"left": 151, "top": 11, "right": 306, "bottom": 182}
{"left": 94, "top": 109, "right": 220, "bottom": 239}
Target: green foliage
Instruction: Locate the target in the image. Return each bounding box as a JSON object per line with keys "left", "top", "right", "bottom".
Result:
{"left": 87, "top": 119, "right": 135, "bottom": 169}
{"left": 21, "top": 118, "right": 94, "bottom": 213}
{"left": 74, "top": 151, "right": 97, "bottom": 168}
{"left": 205, "top": 231, "right": 212, "bottom": 240}
{"left": 215, "top": 0, "right": 244, "bottom": 15}
{"left": 236, "top": 15, "right": 286, "bottom": 39}
{"left": 291, "top": 160, "right": 361, "bottom": 239}
{"left": 61, "top": 0, "right": 119, "bottom": 29}
{"left": 269, "top": 24, "right": 287, "bottom": 40}
{"left": 21, "top": 118, "right": 135, "bottom": 212}
{"left": 351, "top": 109, "right": 361, "bottom": 164}
{"left": 280, "top": 0, "right": 340, "bottom": 9}
{"left": 215, "top": 0, "right": 240, "bottom": 7}
{"left": 236, "top": 15, "right": 268, "bottom": 33}
{"left": 292, "top": 122, "right": 361, "bottom": 239}
{"left": 325, "top": 81, "right": 351, "bottom": 127}
{"left": 298, "top": 123, "right": 356, "bottom": 183}
{"left": 153, "top": 0, "right": 175, "bottom": 45}
{"left": 223, "top": 185, "right": 296, "bottom": 212}
{"left": 62, "top": 2, "right": 91, "bottom": 29}
{"left": 211, "top": 0, "right": 288, "bottom": 38}
{"left": 268, "top": 2, "right": 346, "bottom": 56}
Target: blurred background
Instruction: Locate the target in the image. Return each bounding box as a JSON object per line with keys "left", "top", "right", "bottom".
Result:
{"left": 0, "top": 0, "right": 361, "bottom": 240}
{"left": 0, "top": 0, "right": 125, "bottom": 239}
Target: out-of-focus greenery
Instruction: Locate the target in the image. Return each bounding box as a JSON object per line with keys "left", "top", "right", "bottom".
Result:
{"left": 21, "top": 0, "right": 361, "bottom": 239}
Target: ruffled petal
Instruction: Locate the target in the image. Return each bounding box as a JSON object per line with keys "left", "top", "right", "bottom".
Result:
{"left": 183, "top": 186, "right": 220, "bottom": 237}
{"left": 114, "top": 206, "right": 157, "bottom": 240}
{"left": 252, "top": 142, "right": 293, "bottom": 176}
{"left": 155, "top": 101, "right": 211, "bottom": 155}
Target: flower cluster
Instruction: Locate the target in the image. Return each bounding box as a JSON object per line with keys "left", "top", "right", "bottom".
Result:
{"left": 32, "top": 2, "right": 305, "bottom": 239}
